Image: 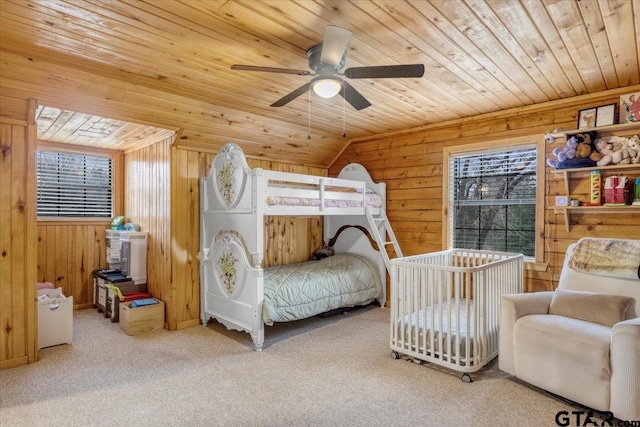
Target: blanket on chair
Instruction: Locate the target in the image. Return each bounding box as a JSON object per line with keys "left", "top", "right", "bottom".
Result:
{"left": 568, "top": 238, "right": 640, "bottom": 280}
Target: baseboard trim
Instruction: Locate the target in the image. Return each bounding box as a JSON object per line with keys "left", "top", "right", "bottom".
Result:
{"left": 177, "top": 318, "right": 200, "bottom": 330}
{"left": 0, "top": 355, "right": 29, "bottom": 370}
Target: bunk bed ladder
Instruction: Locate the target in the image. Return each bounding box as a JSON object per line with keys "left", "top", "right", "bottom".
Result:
{"left": 365, "top": 208, "right": 403, "bottom": 273}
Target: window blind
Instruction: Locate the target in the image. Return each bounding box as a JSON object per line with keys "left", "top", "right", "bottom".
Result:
{"left": 449, "top": 146, "right": 536, "bottom": 256}
{"left": 37, "top": 150, "right": 113, "bottom": 218}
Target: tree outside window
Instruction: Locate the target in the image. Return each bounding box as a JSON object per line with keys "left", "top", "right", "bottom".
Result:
{"left": 450, "top": 147, "right": 536, "bottom": 257}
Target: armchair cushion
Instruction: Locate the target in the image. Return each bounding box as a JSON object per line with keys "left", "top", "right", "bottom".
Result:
{"left": 549, "top": 288, "right": 634, "bottom": 327}
{"left": 513, "top": 314, "right": 613, "bottom": 411}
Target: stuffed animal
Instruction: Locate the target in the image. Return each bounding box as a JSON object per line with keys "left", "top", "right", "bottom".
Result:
{"left": 595, "top": 137, "right": 616, "bottom": 166}
{"left": 574, "top": 142, "right": 592, "bottom": 159}
{"left": 595, "top": 135, "right": 634, "bottom": 166}
{"left": 613, "top": 138, "right": 634, "bottom": 165}
{"left": 548, "top": 131, "right": 598, "bottom": 169}
{"left": 575, "top": 140, "right": 602, "bottom": 162}
{"left": 627, "top": 135, "right": 640, "bottom": 164}
{"left": 547, "top": 135, "right": 576, "bottom": 168}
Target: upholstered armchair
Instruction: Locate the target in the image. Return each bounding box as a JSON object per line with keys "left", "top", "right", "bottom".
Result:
{"left": 499, "top": 238, "right": 640, "bottom": 422}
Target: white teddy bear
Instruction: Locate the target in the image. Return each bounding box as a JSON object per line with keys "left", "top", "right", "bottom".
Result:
{"left": 627, "top": 135, "right": 640, "bottom": 164}
{"left": 595, "top": 135, "right": 634, "bottom": 166}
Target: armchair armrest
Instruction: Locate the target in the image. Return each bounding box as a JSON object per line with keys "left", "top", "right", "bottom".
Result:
{"left": 610, "top": 317, "right": 640, "bottom": 421}
{"left": 499, "top": 292, "right": 554, "bottom": 375}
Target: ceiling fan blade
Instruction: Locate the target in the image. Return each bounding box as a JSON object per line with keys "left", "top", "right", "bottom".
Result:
{"left": 344, "top": 64, "right": 425, "bottom": 79}
{"left": 340, "top": 81, "right": 371, "bottom": 110}
{"left": 271, "top": 82, "right": 312, "bottom": 107}
{"left": 320, "top": 25, "right": 352, "bottom": 67}
{"left": 231, "top": 64, "right": 310, "bottom": 76}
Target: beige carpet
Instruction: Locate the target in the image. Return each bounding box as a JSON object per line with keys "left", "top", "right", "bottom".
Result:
{"left": 0, "top": 306, "right": 604, "bottom": 427}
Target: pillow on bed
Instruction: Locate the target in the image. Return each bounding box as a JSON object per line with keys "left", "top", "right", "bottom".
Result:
{"left": 549, "top": 288, "right": 634, "bottom": 327}
{"left": 312, "top": 244, "right": 334, "bottom": 260}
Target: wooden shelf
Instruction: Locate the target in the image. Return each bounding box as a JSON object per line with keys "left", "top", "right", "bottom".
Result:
{"left": 550, "top": 121, "right": 640, "bottom": 138}
{"left": 550, "top": 163, "right": 640, "bottom": 175}
{"left": 552, "top": 205, "right": 640, "bottom": 232}
{"left": 549, "top": 122, "right": 640, "bottom": 232}
{"left": 551, "top": 164, "right": 640, "bottom": 196}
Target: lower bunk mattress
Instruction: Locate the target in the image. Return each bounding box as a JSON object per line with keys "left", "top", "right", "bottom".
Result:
{"left": 263, "top": 252, "right": 382, "bottom": 325}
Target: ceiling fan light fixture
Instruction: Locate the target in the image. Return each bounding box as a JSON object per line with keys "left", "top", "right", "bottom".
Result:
{"left": 312, "top": 78, "right": 342, "bottom": 98}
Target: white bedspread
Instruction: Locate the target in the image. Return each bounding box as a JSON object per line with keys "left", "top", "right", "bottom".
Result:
{"left": 262, "top": 253, "right": 382, "bottom": 325}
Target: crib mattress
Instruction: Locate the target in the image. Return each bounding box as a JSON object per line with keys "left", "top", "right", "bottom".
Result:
{"left": 262, "top": 253, "right": 382, "bottom": 325}
{"left": 396, "top": 299, "right": 476, "bottom": 356}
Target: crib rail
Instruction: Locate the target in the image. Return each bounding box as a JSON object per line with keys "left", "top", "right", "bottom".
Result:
{"left": 390, "top": 249, "right": 523, "bottom": 374}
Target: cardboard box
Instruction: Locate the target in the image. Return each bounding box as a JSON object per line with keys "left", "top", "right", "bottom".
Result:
{"left": 119, "top": 299, "right": 165, "bottom": 335}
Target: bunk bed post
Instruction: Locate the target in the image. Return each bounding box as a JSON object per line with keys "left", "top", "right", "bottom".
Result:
{"left": 252, "top": 169, "right": 265, "bottom": 267}
{"left": 251, "top": 269, "right": 264, "bottom": 351}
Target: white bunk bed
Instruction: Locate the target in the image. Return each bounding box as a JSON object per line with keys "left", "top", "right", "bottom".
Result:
{"left": 200, "top": 143, "right": 398, "bottom": 350}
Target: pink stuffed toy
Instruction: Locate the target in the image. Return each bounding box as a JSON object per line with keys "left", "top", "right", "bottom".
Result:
{"left": 37, "top": 281, "right": 55, "bottom": 290}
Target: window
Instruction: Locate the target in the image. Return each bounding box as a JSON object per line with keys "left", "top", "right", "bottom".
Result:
{"left": 445, "top": 142, "right": 539, "bottom": 258}
{"left": 36, "top": 149, "right": 114, "bottom": 218}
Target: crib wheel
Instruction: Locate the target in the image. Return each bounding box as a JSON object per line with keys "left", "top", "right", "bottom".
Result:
{"left": 390, "top": 351, "right": 400, "bottom": 360}
{"left": 461, "top": 374, "right": 473, "bottom": 383}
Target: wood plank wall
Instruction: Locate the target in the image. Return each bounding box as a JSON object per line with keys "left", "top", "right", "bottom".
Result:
{"left": 330, "top": 85, "right": 640, "bottom": 293}
{"left": 36, "top": 223, "right": 108, "bottom": 308}
{"left": 0, "top": 111, "right": 37, "bottom": 368}
{"left": 124, "top": 136, "right": 172, "bottom": 309}
{"left": 169, "top": 147, "right": 325, "bottom": 330}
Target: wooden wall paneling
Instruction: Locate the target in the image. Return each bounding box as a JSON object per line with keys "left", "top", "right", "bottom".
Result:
{"left": 177, "top": 149, "right": 201, "bottom": 329}
{"left": 45, "top": 226, "right": 55, "bottom": 283}
{"left": 169, "top": 146, "right": 192, "bottom": 330}
{"left": 124, "top": 136, "right": 172, "bottom": 326}
{"left": 0, "top": 114, "right": 37, "bottom": 368}
{"left": 35, "top": 224, "right": 108, "bottom": 308}
{"left": 25, "top": 101, "right": 37, "bottom": 362}
{"left": 10, "top": 122, "right": 27, "bottom": 360}
{"left": 54, "top": 226, "right": 68, "bottom": 293}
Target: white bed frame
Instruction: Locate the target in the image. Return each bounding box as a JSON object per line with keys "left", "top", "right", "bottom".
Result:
{"left": 200, "top": 143, "right": 397, "bottom": 350}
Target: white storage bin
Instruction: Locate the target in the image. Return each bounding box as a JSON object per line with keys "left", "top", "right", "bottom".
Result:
{"left": 37, "top": 287, "right": 73, "bottom": 349}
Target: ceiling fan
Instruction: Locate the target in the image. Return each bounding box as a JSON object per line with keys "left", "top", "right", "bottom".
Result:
{"left": 231, "top": 25, "right": 425, "bottom": 111}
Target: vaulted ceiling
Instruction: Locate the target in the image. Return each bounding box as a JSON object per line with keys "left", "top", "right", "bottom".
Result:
{"left": 1, "top": 0, "right": 639, "bottom": 167}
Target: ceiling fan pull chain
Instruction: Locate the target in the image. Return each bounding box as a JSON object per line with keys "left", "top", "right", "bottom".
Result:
{"left": 308, "top": 85, "right": 312, "bottom": 139}
{"left": 342, "top": 84, "right": 346, "bottom": 138}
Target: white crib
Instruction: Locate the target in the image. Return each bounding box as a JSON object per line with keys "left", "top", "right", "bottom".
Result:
{"left": 389, "top": 249, "right": 523, "bottom": 382}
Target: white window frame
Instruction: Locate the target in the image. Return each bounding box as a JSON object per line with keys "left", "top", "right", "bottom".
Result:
{"left": 36, "top": 142, "right": 122, "bottom": 222}
{"left": 442, "top": 135, "right": 545, "bottom": 264}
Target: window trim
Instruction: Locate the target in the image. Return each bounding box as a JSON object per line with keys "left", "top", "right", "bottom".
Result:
{"left": 36, "top": 141, "right": 123, "bottom": 223}
{"left": 442, "top": 135, "right": 545, "bottom": 264}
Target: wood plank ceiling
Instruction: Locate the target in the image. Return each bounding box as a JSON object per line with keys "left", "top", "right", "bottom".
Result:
{"left": 35, "top": 105, "right": 176, "bottom": 153}
{"left": 1, "top": 0, "right": 639, "bottom": 167}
